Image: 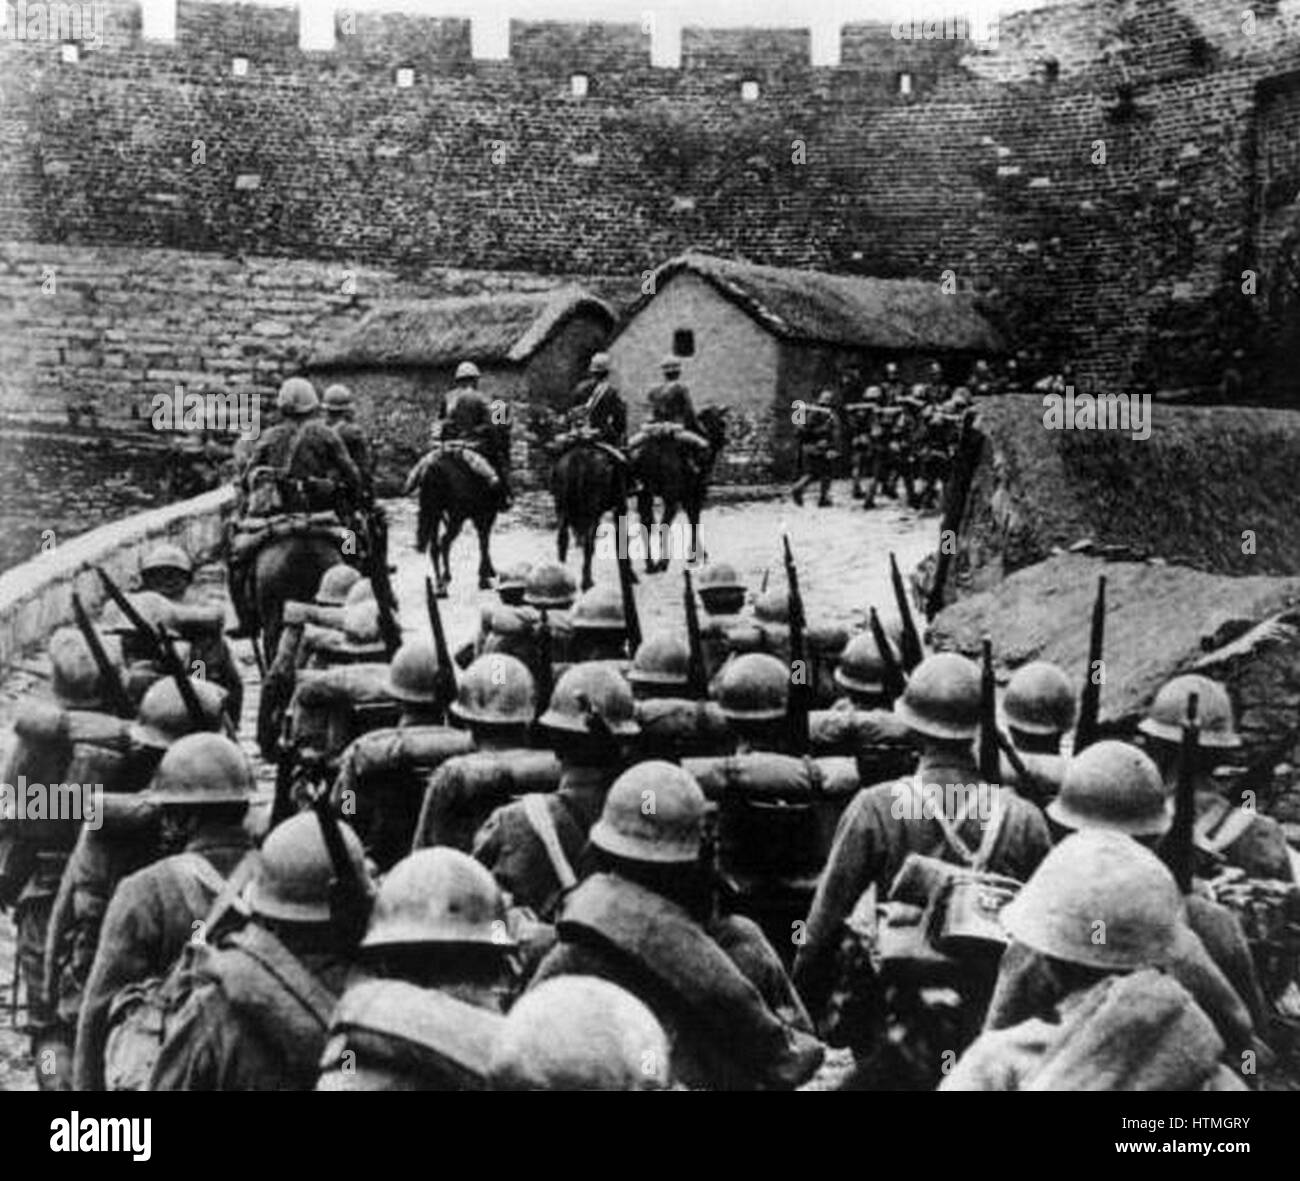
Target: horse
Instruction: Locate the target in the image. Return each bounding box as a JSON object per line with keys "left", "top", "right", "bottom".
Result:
{"left": 629, "top": 405, "right": 728, "bottom": 575}
{"left": 251, "top": 533, "right": 347, "bottom": 665}
{"left": 413, "top": 451, "right": 500, "bottom": 596}
{"left": 551, "top": 437, "right": 626, "bottom": 592}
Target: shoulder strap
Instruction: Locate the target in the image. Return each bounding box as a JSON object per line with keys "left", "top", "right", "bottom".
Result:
{"left": 521, "top": 794, "right": 578, "bottom": 891}
{"left": 1194, "top": 797, "right": 1254, "bottom": 855}
{"left": 281, "top": 421, "right": 311, "bottom": 478}
{"left": 971, "top": 789, "right": 1007, "bottom": 872}
{"left": 171, "top": 853, "right": 229, "bottom": 921}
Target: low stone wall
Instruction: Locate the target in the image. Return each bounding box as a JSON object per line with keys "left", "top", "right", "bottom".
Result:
{"left": 0, "top": 486, "right": 236, "bottom": 672}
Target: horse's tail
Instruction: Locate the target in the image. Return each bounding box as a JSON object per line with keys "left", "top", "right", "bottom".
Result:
{"left": 417, "top": 461, "right": 444, "bottom": 554}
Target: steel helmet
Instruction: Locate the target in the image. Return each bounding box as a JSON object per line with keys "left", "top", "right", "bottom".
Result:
{"left": 588, "top": 352, "right": 612, "bottom": 376}
{"left": 247, "top": 811, "right": 369, "bottom": 925}
{"left": 361, "top": 848, "right": 513, "bottom": 950}
{"left": 571, "top": 583, "right": 625, "bottom": 633}
{"left": 660, "top": 354, "right": 682, "bottom": 373}
{"left": 628, "top": 632, "right": 690, "bottom": 688}
{"left": 130, "top": 677, "right": 230, "bottom": 749}
{"left": 143, "top": 732, "right": 255, "bottom": 805}
{"left": 49, "top": 627, "right": 111, "bottom": 709}
{"left": 590, "top": 760, "right": 706, "bottom": 864}
{"left": 524, "top": 563, "right": 577, "bottom": 610}
{"left": 495, "top": 562, "right": 532, "bottom": 595}
{"left": 539, "top": 662, "right": 639, "bottom": 737}
{"left": 885, "top": 362, "right": 899, "bottom": 377}
{"left": 894, "top": 652, "right": 981, "bottom": 740}
{"left": 322, "top": 383, "right": 354, "bottom": 411}
{"left": 1001, "top": 830, "right": 1184, "bottom": 971}
{"left": 140, "top": 543, "right": 193, "bottom": 577}
{"left": 344, "top": 578, "right": 376, "bottom": 607}
{"left": 864, "top": 385, "right": 883, "bottom": 401}
{"left": 1138, "top": 674, "right": 1241, "bottom": 749}
{"left": 816, "top": 389, "right": 836, "bottom": 407}
{"left": 315, "top": 564, "right": 362, "bottom": 607}
{"left": 277, "top": 376, "right": 320, "bottom": 416}
{"left": 753, "top": 587, "right": 789, "bottom": 626}
{"left": 387, "top": 639, "right": 443, "bottom": 706}
{"left": 451, "top": 654, "right": 536, "bottom": 726}
{"left": 697, "top": 563, "right": 746, "bottom": 614}
{"left": 488, "top": 977, "right": 670, "bottom": 1091}
{"left": 339, "top": 600, "right": 382, "bottom": 646}
{"left": 99, "top": 590, "right": 175, "bottom": 635}
{"left": 1004, "top": 661, "right": 1076, "bottom": 735}
{"left": 715, "top": 653, "right": 789, "bottom": 721}
{"left": 835, "top": 632, "right": 886, "bottom": 696}
{"left": 951, "top": 386, "right": 972, "bottom": 408}
{"left": 1047, "top": 740, "right": 1171, "bottom": 838}
{"left": 455, "top": 361, "right": 481, "bottom": 382}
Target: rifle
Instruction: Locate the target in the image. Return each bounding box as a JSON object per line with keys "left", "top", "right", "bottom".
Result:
{"left": 889, "top": 552, "right": 924, "bottom": 672}
{"left": 979, "top": 635, "right": 1001, "bottom": 783}
{"left": 1165, "top": 693, "right": 1200, "bottom": 894}
{"left": 683, "top": 570, "right": 708, "bottom": 699}
{"left": 760, "top": 567, "right": 770, "bottom": 596}
{"left": 361, "top": 511, "right": 401, "bottom": 659}
{"left": 309, "top": 787, "right": 372, "bottom": 947}
{"left": 424, "top": 576, "right": 457, "bottom": 718}
{"left": 1073, "top": 575, "right": 1106, "bottom": 754}
{"left": 617, "top": 551, "right": 642, "bottom": 659}
{"left": 782, "top": 533, "right": 811, "bottom": 755}
{"left": 71, "top": 592, "right": 134, "bottom": 718}
{"left": 534, "top": 610, "right": 554, "bottom": 722}
{"left": 869, "top": 607, "right": 907, "bottom": 703}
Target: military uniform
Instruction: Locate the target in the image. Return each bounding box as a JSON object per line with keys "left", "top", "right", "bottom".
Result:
{"left": 791, "top": 402, "right": 841, "bottom": 507}
{"left": 571, "top": 376, "right": 628, "bottom": 451}
{"left": 1191, "top": 791, "right": 1294, "bottom": 883}
{"left": 647, "top": 377, "right": 703, "bottom": 438}
{"left": 242, "top": 418, "right": 363, "bottom": 516}
{"left": 844, "top": 394, "right": 884, "bottom": 507}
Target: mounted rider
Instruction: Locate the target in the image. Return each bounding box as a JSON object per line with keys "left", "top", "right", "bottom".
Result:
{"left": 436, "top": 361, "right": 513, "bottom": 507}
{"left": 630, "top": 355, "right": 711, "bottom": 477}
{"left": 569, "top": 352, "right": 628, "bottom": 452}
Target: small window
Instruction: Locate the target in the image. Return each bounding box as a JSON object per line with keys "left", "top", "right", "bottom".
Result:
{"left": 740, "top": 79, "right": 760, "bottom": 102}
{"left": 673, "top": 329, "right": 695, "bottom": 358}
{"left": 231, "top": 56, "right": 249, "bottom": 77}
{"left": 395, "top": 67, "right": 415, "bottom": 89}
{"left": 897, "top": 72, "right": 913, "bottom": 97}
{"left": 570, "top": 73, "right": 589, "bottom": 97}
{"left": 61, "top": 42, "right": 80, "bottom": 64}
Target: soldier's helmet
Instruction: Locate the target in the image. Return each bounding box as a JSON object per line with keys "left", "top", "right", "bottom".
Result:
{"left": 539, "top": 662, "right": 639, "bottom": 737}
{"left": 143, "top": 732, "right": 255, "bottom": 806}
{"left": 910, "top": 382, "right": 929, "bottom": 400}
{"left": 344, "top": 578, "right": 376, "bottom": 607}
{"left": 590, "top": 760, "right": 707, "bottom": 864}
{"left": 277, "top": 376, "right": 320, "bottom": 417}
{"left": 488, "top": 977, "right": 670, "bottom": 1091}
{"left": 315, "top": 564, "right": 362, "bottom": 607}
{"left": 99, "top": 590, "right": 176, "bottom": 636}
{"left": 660, "top": 354, "right": 682, "bottom": 374}
{"left": 387, "top": 639, "right": 443, "bottom": 706}
{"left": 697, "top": 562, "right": 746, "bottom": 614}
{"left": 863, "top": 385, "right": 883, "bottom": 402}
{"left": 140, "top": 543, "right": 193, "bottom": 578}
{"left": 951, "top": 386, "right": 972, "bottom": 408}
{"left": 816, "top": 389, "right": 836, "bottom": 408}
{"left": 894, "top": 652, "right": 981, "bottom": 740}
{"left": 715, "top": 653, "right": 789, "bottom": 721}
{"left": 322, "top": 384, "right": 354, "bottom": 412}
{"left": 338, "top": 600, "right": 382, "bottom": 649}
{"left": 247, "top": 811, "right": 369, "bottom": 925}
{"left": 884, "top": 362, "right": 899, "bottom": 377}
{"left": 452, "top": 654, "right": 536, "bottom": 727}
{"left": 1047, "top": 740, "right": 1170, "bottom": 838}
{"left": 628, "top": 632, "right": 690, "bottom": 688}
{"left": 524, "top": 562, "right": 577, "bottom": 610}
{"left": 1004, "top": 661, "right": 1076, "bottom": 736}
{"left": 588, "top": 352, "right": 612, "bottom": 376}
{"left": 361, "top": 848, "right": 513, "bottom": 950}
{"left": 495, "top": 562, "right": 531, "bottom": 597}
{"left": 571, "top": 583, "right": 625, "bottom": 633}
{"left": 835, "top": 632, "right": 886, "bottom": 696}
{"left": 50, "top": 627, "right": 111, "bottom": 709}
{"left": 455, "top": 361, "right": 481, "bottom": 382}
{"left": 1001, "top": 830, "right": 1184, "bottom": 971}
{"left": 130, "top": 677, "right": 229, "bottom": 750}
{"left": 1138, "top": 674, "right": 1241, "bottom": 749}
{"left": 753, "top": 586, "right": 790, "bottom": 626}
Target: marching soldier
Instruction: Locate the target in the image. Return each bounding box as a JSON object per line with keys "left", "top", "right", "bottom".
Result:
{"left": 923, "top": 360, "right": 950, "bottom": 406}
{"left": 568, "top": 582, "right": 629, "bottom": 665}
{"left": 791, "top": 390, "right": 841, "bottom": 507}
{"left": 844, "top": 385, "right": 884, "bottom": 508}
{"left": 943, "top": 831, "right": 1249, "bottom": 1091}
{"left": 879, "top": 361, "right": 906, "bottom": 407}
{"left": 150, "top": 812, "right": 372, "bottom": 1091}
{"left": 999, "top": 661, "right": 1075, "bottom": 807}
{"left": 322, "top": 384, "right": 374, "bottom": 498}
{"left": 75, "top": 733, "right": 257, "bottom": 1091}
{"left": 697, "top": 562, "right": 748, "bottom": 618}
{"left": 468, "top": 561, "right": 534, "bottom": 665}
{"left": 529, "top": 761, "right": 824, "bottom": 1090}
{"left": 317, "top": 849, "right": 515, "bottom": 1090}
{"left": 819, "top": 632, "right": 915, "bottom": 786}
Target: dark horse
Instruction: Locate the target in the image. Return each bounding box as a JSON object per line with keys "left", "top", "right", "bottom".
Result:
{"left": 551, "top": 439, "right": 626, "bottom": 591}
{"left": 415, "top": 452, "right": 499, "bottom": 596}
{"left": 630, "top": 406, "right": 728, "bottom": 574}
{"left": 252, "top": 533, "right": 346, "bottom": 664}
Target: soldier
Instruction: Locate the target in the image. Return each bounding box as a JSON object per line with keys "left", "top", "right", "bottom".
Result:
{"left": 439, "top": 360, "right": 512, "bottom": 506}
{"left": 820, "top": 632, "right": 915, "bottom": 786}
{"left": 967, "top": 358, "right": 996, "bottom": 398}
{"left": 942, "top": 831, "right": 1249, "bottom": 1091}
{"left": 471, "top": 663, "right": 639, "bottom": 923}
{"left": 488, "top": 976, "right": 671, "bottom": 1091}
{"left": 696, "top": 562, "right": 747, "bottom": 618}
{"left": 45, "top": 677, "right": 229, "bottom": 1080}
{"left": 97, "top": 590, "right": 181, "bottom": 708}
{"left": 627, "top": 632, "right": 691, "bottom": 703}
{"left": 793, "top": 653, "right": 1053, "bottom": 1030}
{"left": 647, "top": 355, "right": 704, "bottom": 439}
{"left": 629, "top": 633, "right": 731, "bottom": 762}
{"left": 322, "top": 384, "right": 374, "bottom": 498}
{"left": 569, "top": 581, "right": 628, "bottom": 665}
{"left": 1138, "top": 674, "right": 1294, "bottom": 883}
{"left": 791, "top": 390, "right": 841, "bottom": 508}
{"left": 569, "top": 352, "right": 628, "bottom": 452}
{"left": 328, "top": 640, "right": 473, "bottom": 872}
{"left": 715, "top": 653, "right": 793, "bottom": 755}
{"left": 0, "top": 627, "right": 132, "bottom": 1090}
{"left": 844, "top": 385, "right": 884, "bottom": 508}
{"left": 1000, "top": 661, "right": 1075, "bottom": 807}
{"left": 923, "top": 360, "right": 950, "bottom": 406}
{"left": 879, "top": 361, "right": 906, "bottom": 407}
{"left": 529, "top": 760, "right": 824, "bottom": 1090}
{"left": 150, "top": 812, "right": 371, "bottom": 1091}
{"left": 317, "top": 849, "right": 515, "bottom": 1090}
{"left": 463, "top": 562, "right": 533, "bottom": 668}
{"left": 75, "top": 733, "right": 257, "bottom": 1091}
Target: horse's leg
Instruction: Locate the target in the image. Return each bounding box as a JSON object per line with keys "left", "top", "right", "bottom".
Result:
{"left": 581, "top": 523, "right": 596, "bottom": 591}
{"left": 442, "top": 515, "right": 465, "bottom": 593}
{"left": 636, "top": 488, "right": 655, "bottom": 575}
{"left": 556, "top": 515, "right": 569, "bottom": 564}
{"left": 687, "top": 498, "right": 705, "bottom": 565}
{"left": 475, "top": 513, "right": 496, "bottom": 590}
{"left": 657, "top": 500, "right": 680, "bottom": 574}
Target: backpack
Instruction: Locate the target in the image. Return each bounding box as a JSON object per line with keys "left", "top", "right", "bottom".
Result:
{"left": 100, "top": 854, "right": 244, "bottom": 1092}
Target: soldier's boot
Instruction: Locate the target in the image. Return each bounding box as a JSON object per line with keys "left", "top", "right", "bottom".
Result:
{"left": 850, "top": 456, "right": 864, "bottom": 499}
{"left": 817, "top": 475, "right": 832, "bottom": 508}
{"left": 861, "top": 472, "right": 877, "bottom": 510}
{"left": 791, "top": 475, "right": 811, "bottom": 506}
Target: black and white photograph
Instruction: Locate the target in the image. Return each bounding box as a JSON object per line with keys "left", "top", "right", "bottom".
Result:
{"left": 0, "top": 0, "right": 1296, "bottom": 1140}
